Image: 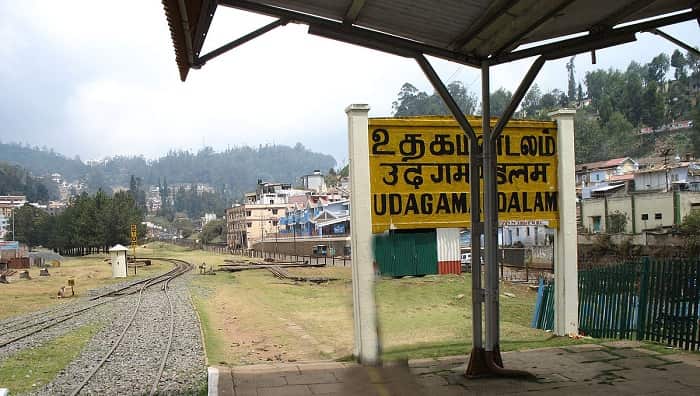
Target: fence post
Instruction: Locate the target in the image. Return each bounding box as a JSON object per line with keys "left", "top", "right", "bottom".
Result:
{"left": 532, "top": 277, "right": 545, "bottom": 328}
{"left": 637, "top": 257, "right": 650, "bottom": 341}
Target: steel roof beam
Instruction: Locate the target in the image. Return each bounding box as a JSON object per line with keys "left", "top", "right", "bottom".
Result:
{"left": 218, "top": 0, "right": 481, "bottom": 67}
{"left": 648, "top": 28, "right": 700, "bottom": 56}
{"left": 192, "top": 0, "right": 218, "bottom": 59}
{"left": 492, "top": 0, "right": 577, "bottom": 57}
{"left": 594, "top": 0, "right": 658, "bottom": 29}
{"left": 493, "top": 9, "right": 697, "bottom": 64}
{"left": 195, "top": 18, "right": 289, "bottom": 67}
{"left": 448, "top": 0, "right": 521, "bottom": 51}
{"left": 176, "top": 0, "right": 196, "bottom": 65}
{"left": 343, "top": 0, "right": 367, "bottom": 25}
{"left": 414, "top": 54, "right": 478, "bottom": 141}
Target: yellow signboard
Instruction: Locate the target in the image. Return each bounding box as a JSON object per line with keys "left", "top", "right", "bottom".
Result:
{"left": 368, "top": 117, "right": 559, "bottom": 233}
{"left": 130, "top": 224, "right": 137, "bottom": 244}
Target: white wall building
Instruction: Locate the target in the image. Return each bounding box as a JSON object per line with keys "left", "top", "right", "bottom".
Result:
{"left": 634, "top": 162, "right": 700, "bottom": 192}
{"left": 300, "top": 170, "right": 326, "bottom": 192}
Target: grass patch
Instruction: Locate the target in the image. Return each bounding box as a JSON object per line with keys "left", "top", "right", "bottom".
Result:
{"left": 637, "top": 341, "right": 700, "bottom": 355}
{"left": 0, "top": 323, "right": 100, "bottom": 393}
{"left": 191, "top": 288, "right": 230, "bottom": 365}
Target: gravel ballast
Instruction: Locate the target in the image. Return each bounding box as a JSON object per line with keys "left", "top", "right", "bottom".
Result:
{"left": 0, "top": 267, "right": 206, "bottom": 395}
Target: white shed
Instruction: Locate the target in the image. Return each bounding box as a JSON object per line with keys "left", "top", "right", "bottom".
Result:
{"left": 109, "top": 244, "right": 129, "bottom": 278}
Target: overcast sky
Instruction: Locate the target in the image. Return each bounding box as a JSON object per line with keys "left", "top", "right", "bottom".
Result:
{"left": 1, "top": 2, "right": 698, "bottom": 166}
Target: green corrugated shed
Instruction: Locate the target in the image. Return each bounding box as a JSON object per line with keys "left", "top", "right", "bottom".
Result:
{"left": 373, "top": 230, "right": 437, "bottom": 276}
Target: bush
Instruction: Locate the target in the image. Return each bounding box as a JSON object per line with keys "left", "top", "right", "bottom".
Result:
{"left": 680, "top": 211, "right": 700, "bottom": 257}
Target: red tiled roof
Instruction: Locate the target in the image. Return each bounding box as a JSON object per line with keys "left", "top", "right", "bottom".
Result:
{"left": 609, "top": 173, "right": 634, "bottom": 181}
{"left": 576, "top": 157, "right": 630, "bottom": 171}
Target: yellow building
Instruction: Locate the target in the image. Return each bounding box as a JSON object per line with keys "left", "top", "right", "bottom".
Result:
{"left": 226, "top": 203, "right": 290, "bottom": 250}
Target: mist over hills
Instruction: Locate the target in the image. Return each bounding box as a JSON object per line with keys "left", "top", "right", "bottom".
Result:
{"left": 0, "top": 142, "right": 336, "bottom": 200}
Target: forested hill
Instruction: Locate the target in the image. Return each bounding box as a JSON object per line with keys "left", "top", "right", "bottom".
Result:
{"left": 0, "top": 162, "right": 56, "bottom": 203}
{"left": 391, "top": 49, "right": 700, "bottom": 164}
{"left": 0, "top": 143, "right": 87, "bottom": 181}
{"left": 0, "top": 142, "right": 335, "bottom": 199}
{"left": 90, "top": 144, "right": 336, "bottom": 197}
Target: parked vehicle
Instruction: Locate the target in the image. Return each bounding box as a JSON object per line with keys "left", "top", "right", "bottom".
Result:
{"left": 311, "top": 244, "right": 328, "bottom": 257}
{"left": 461, "top": 252, "right": 471, "bottom": 272}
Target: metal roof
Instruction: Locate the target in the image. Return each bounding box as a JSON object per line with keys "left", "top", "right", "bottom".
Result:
{"left": 162, "top": 0, "right": 699, "bottom": 81}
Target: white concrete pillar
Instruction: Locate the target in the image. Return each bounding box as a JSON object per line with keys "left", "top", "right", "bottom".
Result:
{"left": 346, "top": 104, "right": 379, "bottom": 364}
{"left": 549, "top": 109, "right": 579, "bottom": 336}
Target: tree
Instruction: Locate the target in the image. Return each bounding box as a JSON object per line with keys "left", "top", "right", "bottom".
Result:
{"left": 622, "top": 66, "right": 644, "bottom": 126}
{"left": 566, "top": 56, "right": 576, "bottom": 102}
{"left": 604, "top": 112, "right": 638, "bottom": 157}
{"left": 490, "top": 88, "right": 512, "bottom": 117}
{"left": 640, "top": 81, "right": 665, "bottom": 128}
{"left": 680, "top": 210, "right": 700, "bottom": 257}
{"left": 577, "top": 83, "right": 584, "bottom": 104}
{"left": 519, "top": 84, "right": 542, "bottom": 119}
{"left": 392, "top": 81, "right": 477, "bottom": 116}
{"left": 446, "top": 81, "right": 478, "bottom": 115}
{"left": 691, "top": 102, "right": 700, "bottom": 156}
{"left": 671, "top": 49, "right": 688, "bottom": 80}
{"left": 392, "top": 83, "right": 428, "bottom": 116}
{"left": 12, "top": 204, "right": 48, "bottom": 249}
{"left": 574, "top": 112, "right": 607, "bottom": 163}
{"left": 647, "top": 53, "right": 670, "bottom": 84}
{"left": 201, "top": 219, "right": 226, "bottom": 244}
{"left": 606, "top": 211, "right": 628, "bottom": 234}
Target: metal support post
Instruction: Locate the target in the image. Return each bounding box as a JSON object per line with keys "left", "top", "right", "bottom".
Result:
{"left": 481, "top": 61, "right": 499, "bottom": 355}
{"left": 414, "top": 54, "right": 487, "bottom": 376}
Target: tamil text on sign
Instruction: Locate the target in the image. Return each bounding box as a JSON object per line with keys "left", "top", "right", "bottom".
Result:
{"left": 368, "top": 117, "right": 559, "bottom": 233}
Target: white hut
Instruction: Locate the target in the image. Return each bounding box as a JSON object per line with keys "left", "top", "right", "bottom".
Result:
{"left": 109, "top": 244, "right": 128, "bottom": 278}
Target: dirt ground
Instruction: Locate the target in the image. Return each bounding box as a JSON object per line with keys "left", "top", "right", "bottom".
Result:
{"left": 191, "top": 268, "right": 354, "bottom": 366}
{"left": 188, "top": 251, "right": 579, "bottom": 367}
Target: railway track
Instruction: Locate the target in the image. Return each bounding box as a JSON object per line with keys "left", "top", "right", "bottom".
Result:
{"left": 0, "top": 258, "right": 189, "bottom": 349}
{"left": 69, "top": 258, "right": 193, "bottom": 396}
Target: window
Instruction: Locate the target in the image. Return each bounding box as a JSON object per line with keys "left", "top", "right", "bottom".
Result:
{"left": 526, "top": 227, "right": 530, "bottom": 236}
{"left": 654, "top": 213, "right": 662, "bottom": 220}
{"left": 641, "top": 214, "right": 648, "bottom": 220}
{"left": 246, "top": 211, "right": 251, "bottom": 217}
{"left": 272, "top": 209, "right": 278, "bottom": 215}
{"left": 246, "top": 222, "right": 252, "bottom": 228}
{"left": 273, "top": 220, "right": 278, "bottom": 226}
{"left": 592, "top": 216, "right": 601, "bottom": 232}
{"left": 515, "top": 228, "right": 520, "bottom": 237}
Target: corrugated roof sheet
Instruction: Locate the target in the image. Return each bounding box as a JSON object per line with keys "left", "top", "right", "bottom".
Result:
{"left": 162, "top": 1, "right": 698, "bottom": 81}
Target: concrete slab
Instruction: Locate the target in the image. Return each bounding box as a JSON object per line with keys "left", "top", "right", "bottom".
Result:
{"left": 610, "top": 347, "right": 660, "bottom": 358}
{"left": 601, "top": 340, "right": 643, "bottom": 348}
{"left": 607, "top": 356, "right": 671, "bottom": 369}
{"left": 211, "top": 347, "right": 700, "bottom": 395}
{"left": 664, "top": 352, "right": 700, "bottom": 367}
{"left": 561, "top": 344, "right": 606, "bottom": 353}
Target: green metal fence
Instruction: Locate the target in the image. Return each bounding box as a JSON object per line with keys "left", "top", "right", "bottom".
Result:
{"left": 533, "top": 258, "right": 700, "bottom": 351}
{"left": 531, "top": 277, "right": 555, "bottom": 331}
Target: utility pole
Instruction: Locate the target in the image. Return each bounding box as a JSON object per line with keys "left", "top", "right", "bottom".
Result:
{"left": 663, "top": 148, "right": 672, "bottom": 192}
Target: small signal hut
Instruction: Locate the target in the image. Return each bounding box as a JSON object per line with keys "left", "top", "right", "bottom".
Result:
{"left": 109, "top": 244, "right": 128, "bottom": 278}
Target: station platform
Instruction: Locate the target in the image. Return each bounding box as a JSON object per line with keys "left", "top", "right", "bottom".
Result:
{"left": 208, "top": 342, "right": 700, "bottom": 395}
